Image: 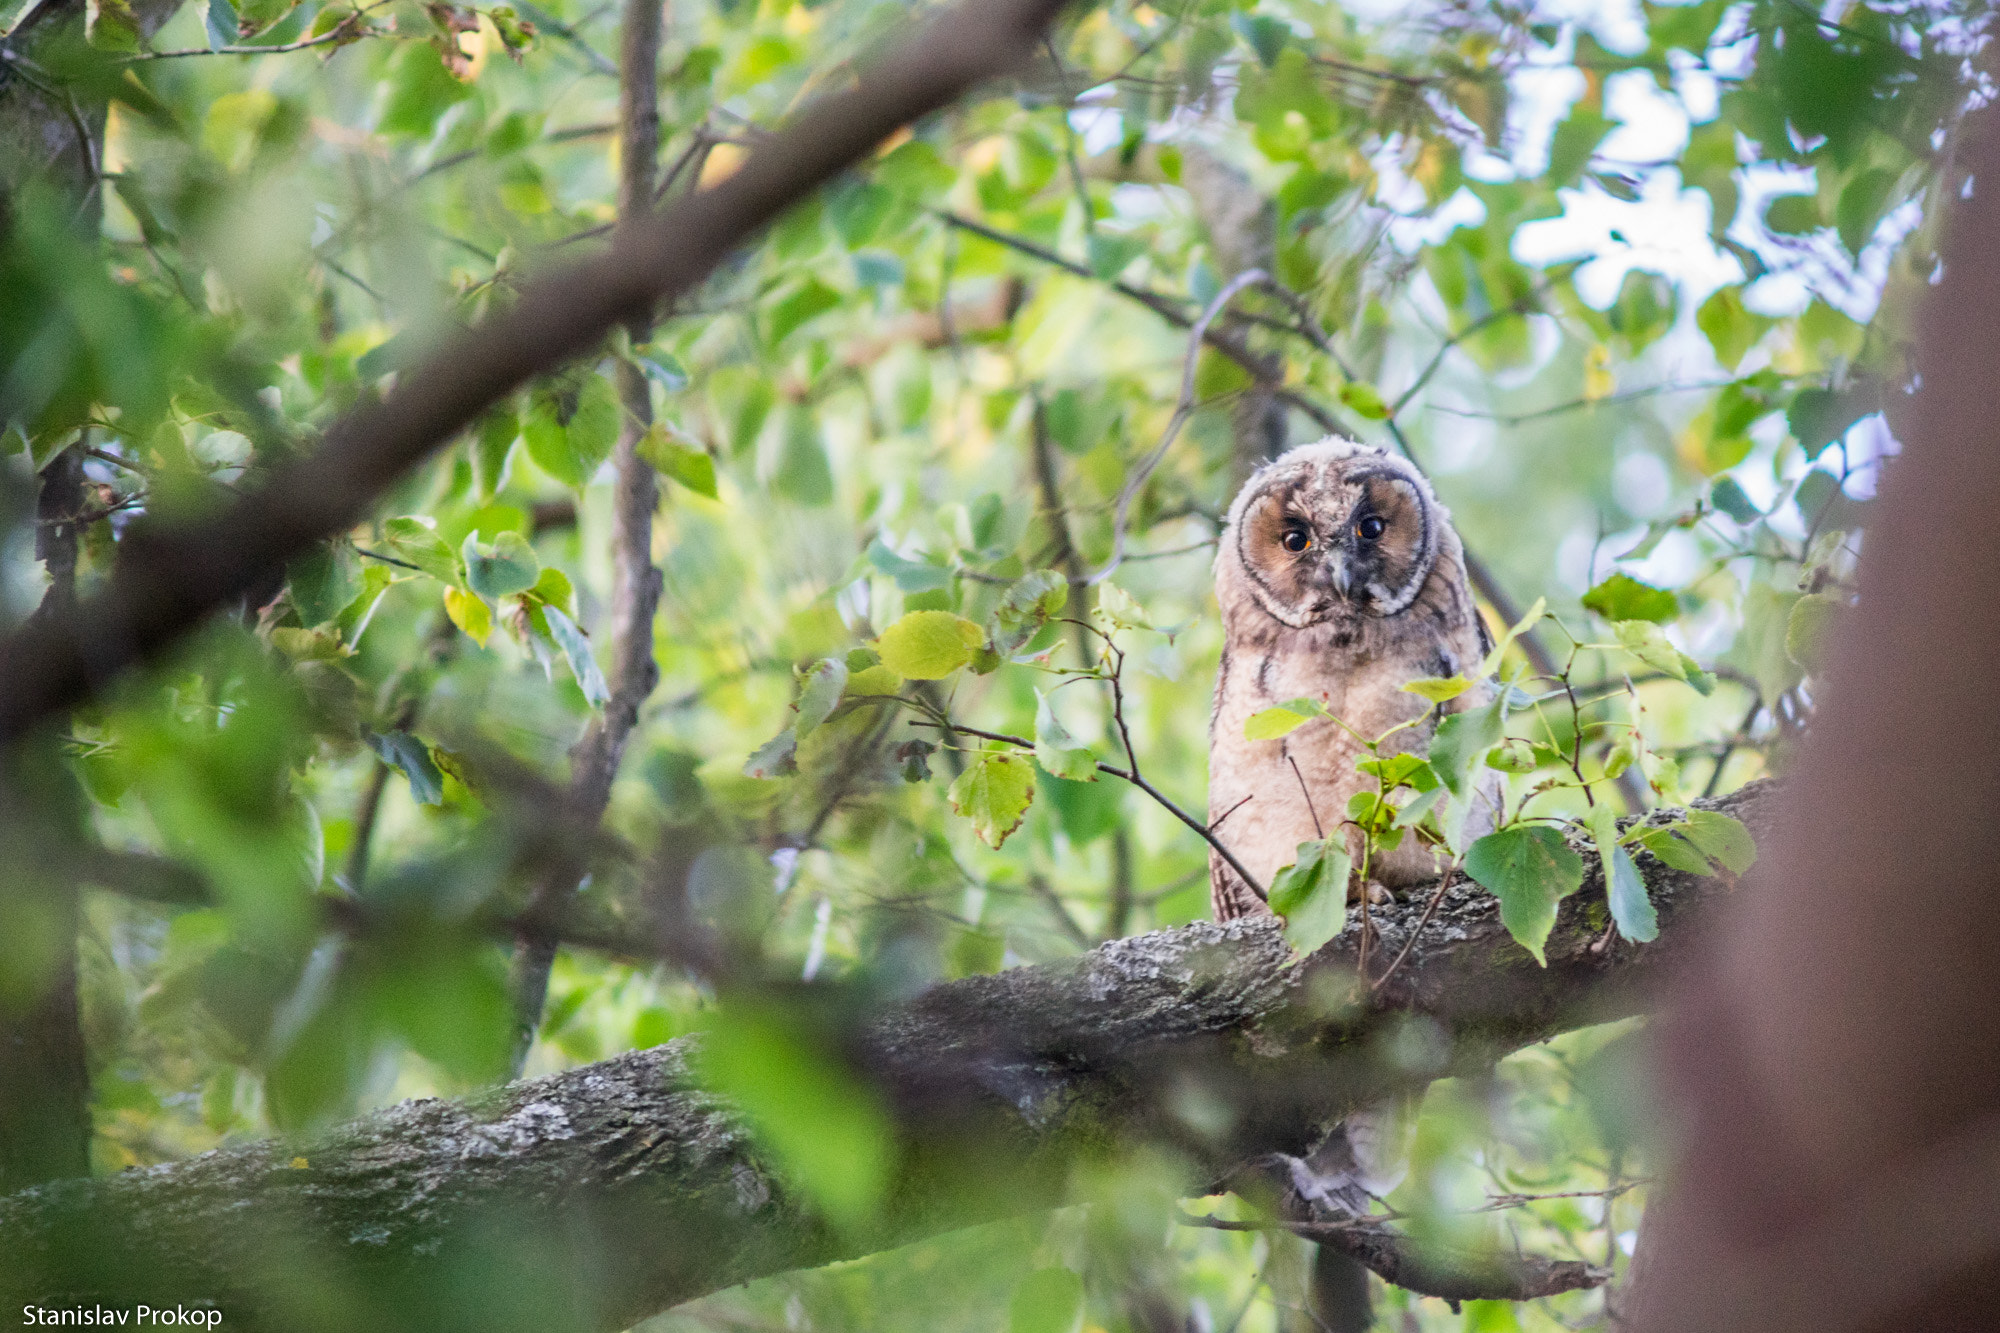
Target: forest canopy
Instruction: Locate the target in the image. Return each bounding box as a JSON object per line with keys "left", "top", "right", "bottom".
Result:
{"left": 0, "top": 0, "right": 1986, "bottom": 1328}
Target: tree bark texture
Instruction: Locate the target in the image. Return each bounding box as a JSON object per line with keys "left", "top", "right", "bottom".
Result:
{"left": 0, "top": 784, "right": 1771, "bottom": 1332}
{"left": 1627, "top": 84, "right": 2000, "bottom": 1333}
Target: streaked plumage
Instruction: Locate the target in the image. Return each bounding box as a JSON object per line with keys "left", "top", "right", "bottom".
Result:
{"left": 1207, "top": 437, "right": 1498, "bottom": 922}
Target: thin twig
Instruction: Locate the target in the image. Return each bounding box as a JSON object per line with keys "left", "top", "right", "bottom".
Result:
{"left": 1089, "top": 267, "right": 1271, "bottom": 585}
{"left": 1287, "top": 754, "right": 1323, "bottom": 840}
{"left": 123, "top": 5, "right": 379, "bottom": 59}
{"left": 907, "top": 716, "right": 1270, "bottom": 903}
{"left": 1370, "top": 856, "right": 1460, "bottom": 992}
{"left": 509, "top": 0, "right": 668, "bottom": 1075}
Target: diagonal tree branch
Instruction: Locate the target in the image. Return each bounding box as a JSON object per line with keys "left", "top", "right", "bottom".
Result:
{"left": 0, "top": 0, "right": 1087, "bottom": 746}
{"left": 0, "top": 783, "right": 1772, "bottom": 1331}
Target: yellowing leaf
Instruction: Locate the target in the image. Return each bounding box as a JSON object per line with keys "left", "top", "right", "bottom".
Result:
{"left": 1402, "top": 674, "right": 1472, "bottom": 703}
{"left": 844, "top": 664, "right": 901, "bottom": 699}
{"left": 443, "top": 585, "right": 492, "bottom": 647}
{"left": 1478, "top": 596, "right": 1546, "bottom": 677}
{"left": 877, "top": 610, "right": 982, "bottom": 679}
{"left": 1244, "top": 697, "right": 1326, "bottom": 741}
{"left": 1094, "top": 582, "right": 1151, "bottom": 629}
{"left": 947, "top": 750, "right": 1035, "bottom": 848}
{"left": 1582, "top": 343, "right": 1615, "bottom": 402}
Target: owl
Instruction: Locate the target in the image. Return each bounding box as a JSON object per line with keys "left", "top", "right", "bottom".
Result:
{"left": 1208, "top": 437, "right": 1499, "bottom": 923}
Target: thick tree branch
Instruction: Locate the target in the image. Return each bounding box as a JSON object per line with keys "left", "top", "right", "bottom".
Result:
{"left": 0, "top": 784, "right": 1771, "bottom": 1330}
{"left": 0, "top": 0, "right": 1084, "bottom": 744}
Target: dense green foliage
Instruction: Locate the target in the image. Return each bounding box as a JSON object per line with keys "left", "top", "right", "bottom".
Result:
{"left": 0, "top": 0, "right": 1987, "bottom": 1326}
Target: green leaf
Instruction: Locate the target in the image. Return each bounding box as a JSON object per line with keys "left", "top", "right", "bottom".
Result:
{"left": 1710, "top": 476, "right": 1762, "bottom": 524}
{"left": 695, "top": 1005, "right": 890, "bottom": 1230}
{"left": 1696, "top": 286, "right": 1772, "bottom": 371}
{"left": 368, "top": 731, "right": 444, "bottom": 806}
{"left": 1269, "top": 838, "right": 1351, "bottom": 957}
{"left": 1547, "top": 107, "right": 1612, "bottom": 185}
{"left": 461, "top": 530, "right": 539, "bottom": 601}
{"left": 1095, "top": 582, "right": 1151, "bottom": 629}
{"left": 1033, "top": 690, "right": 1096, "bottom": 782}
{"left": 1338, "top": 381, "right": 1390, "bottom": 420}
{"left": 1633, "top": 826, "right": 1719, "bottom": 876}
{"left": 1836, "top": 167, "right": 1898, "bottom": 258}
{"left": 380, "top": 41, "right": 473, "bottom": 139}
{"left": 743, "top": 728, "right": 799, "bottom": 779}
{"left": 1614, "top": 620, "right": 1702, "bottom": 686}
{"left": 1010, "top": 1268, "right": 1086, "bottom": 1333}
{"left": 1464, "top": 826, "right": 1585, "bottom": 965}
{"left": 990, "top": 569, "right": 1069, "bottom": 654}
{"left": 543, "top": 607, "right": 610, "bottom": 707}
{"left": 866, "top": 539, "right": 953, "bottom": 593}
{"left": 947, "top": 750, "right": 1035, "bottom": 848}
{"left": 1402, "top": 675, "right": 1472, "bottom": 703}
{"left": 334, "top": 565, "right": 393, "bottom": 646}
{"left": 1086, "top": 232, "right": 1147, "bottom": 280}
{"left": 634, "top": 349, "right": 689, "bottom": 391}
{"left": 1244, "top": 697, "right": 1327, "bottom": 741}
{"left": 86, "top": 0, "right": 141, "bottom": 51}
{"left": 1679, "top": 809, "right": 1757, "bottom": 875}
{"left": 877, "top": 610, "right": 983, "bottom": 679}
{"left": 472, "top": 406, "right": 519, "bottom": 500}
{"left": 1478, "top": 595, "right": 1546, "bottom": 676}
{"left": 204, "top": 0, "right": 238, "bottom": 50}
{"left": 384, "top": 516, "right": 460, "bottom": 584}
{"left": 523, "top": 375, "right": 619, "bottom": 487}
{"left": 794, "top": 658, "right": 848, "bottom": 741}
{"left": 773, "top": 406, "right": 834, "bottom": 506}
{"left": 1764, "top": 193, "right": 1820, "bottom": 236}
{"left": 1588, "top": 804, "right": 1657, "bottom": 943}
{"left": 1785, "top": 592, "right": 1843, "bottom": 672}
{"left": 1486, "top": 737, "right": 1538, "bottom": 774}
{"left": 766, "top": 278, "right": 843, "bottom": 346}
{"left": 1429, "top": 695, "right": 1504, "bottom": 800}
{"left": 636, "top": 423, "right": 719, "bottom": 500}
{"left": 1582, "top": 574, "right": 1677, "bottom": 624}
{"left": 875, "top": 140, "right": 956, "bottom": 198}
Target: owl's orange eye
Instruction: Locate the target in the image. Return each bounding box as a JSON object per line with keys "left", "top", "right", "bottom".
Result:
{"left": 1281, "top": 526, "right": 1311, "bottom": 553}
{"left": 1356, "top": 515, "right": 1386, "bottom": 541}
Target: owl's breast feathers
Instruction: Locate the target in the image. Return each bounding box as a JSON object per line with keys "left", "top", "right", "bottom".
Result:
{"left": 1207, "top": 485, "right": 1491, "bottom": 920}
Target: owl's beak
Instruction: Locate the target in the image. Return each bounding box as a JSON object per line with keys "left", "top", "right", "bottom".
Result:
{"left": 1327, "top": 550, "right": 1353, "bottom": 598}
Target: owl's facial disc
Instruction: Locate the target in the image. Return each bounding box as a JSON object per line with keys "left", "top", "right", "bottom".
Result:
{"left": 1235, "top": 468, "right": 1438, "bottom": 626}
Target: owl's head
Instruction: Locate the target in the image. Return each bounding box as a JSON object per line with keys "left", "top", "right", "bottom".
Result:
{"left": 1220, "top": 439, "right": 1444, "bottom": 629}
